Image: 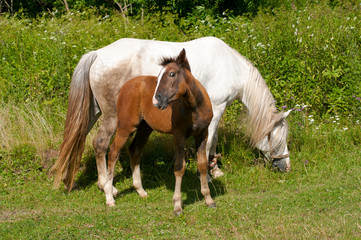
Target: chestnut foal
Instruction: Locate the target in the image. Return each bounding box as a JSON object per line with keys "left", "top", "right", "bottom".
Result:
{"left": 105, "top": 49, "right": 215, "bottom": 215}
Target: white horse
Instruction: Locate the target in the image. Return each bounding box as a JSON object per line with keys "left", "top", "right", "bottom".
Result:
{"left": 51, "top": 36, "right": 291, "bottom": 195}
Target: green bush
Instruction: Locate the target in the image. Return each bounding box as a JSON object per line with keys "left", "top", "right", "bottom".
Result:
{"left": 1, "top": 1, "right": 360, "bottom": 120}
{"left": 180, "top": 2, "right": 361, "bottom": 118}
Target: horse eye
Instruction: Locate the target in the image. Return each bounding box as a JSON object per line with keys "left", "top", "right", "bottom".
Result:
{"left": 169, "top": 72, "right": 175, "bottom": 77}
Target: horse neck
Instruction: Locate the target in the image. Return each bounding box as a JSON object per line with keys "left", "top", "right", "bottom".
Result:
{"left": 241, "top": 67, "right": 281, "bottom": 147}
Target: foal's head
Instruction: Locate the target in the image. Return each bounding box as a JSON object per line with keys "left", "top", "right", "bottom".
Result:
{"left": 152, "top": 49, "right": 191, "bottom": 110}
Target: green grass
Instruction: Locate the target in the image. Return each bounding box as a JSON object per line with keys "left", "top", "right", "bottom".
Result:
{"left": 1, "top": 2, "right": 361, "bottom": 239}
{"left": 1, "top": 114, "right": 361, "bottom": 239}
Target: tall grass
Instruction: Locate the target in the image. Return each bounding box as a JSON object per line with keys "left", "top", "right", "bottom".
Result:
{"left": 1, "top": 2, "right": 361, "bottom": 117}
{"left": 0, "top": 1, "right": 360, "bottom": 177}
{"left": 0, "top": 103, "right": 63, "bottom": 151}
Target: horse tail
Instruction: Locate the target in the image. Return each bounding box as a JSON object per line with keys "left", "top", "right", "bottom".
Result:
{"left": 51, "top": 51, "right": 98, "bottom": 191}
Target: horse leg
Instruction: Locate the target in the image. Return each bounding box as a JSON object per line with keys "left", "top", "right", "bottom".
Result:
{"left": 207, "top": 103, "right": 226, "bottom": 178}
{"left": 172, "top": 134, "right": 186, "bottom": 216}
{"left": 105, "top": 128, "right": 132, "bottom": 206}
{"left": 128, "top": 121, "right": 153, "bottom": 198}
{"left": 92, "top": 117, "right": 118, "bottom": 196}
{"left": 196, "top": 131, "right": 216, "bottom": 208}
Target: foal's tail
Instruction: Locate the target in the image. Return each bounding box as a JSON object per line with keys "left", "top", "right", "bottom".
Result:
{"left": 51, "top": 51, "right": 98, "bottom": 191}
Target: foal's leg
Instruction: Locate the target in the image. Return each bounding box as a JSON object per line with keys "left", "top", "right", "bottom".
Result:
{"left": 93, "top": 117, "right": 118, "bottom": 195}
{"left": 128, "top": 121, "right": 153, "bottom": 198}
{"left": 105, "top": 128, "right": 133, "bottom": 206}
{"left": 173, "top": 133, "right": 186, "bottom": 216}
{"left": 196, "top": 131, "right": 216, "bottom": 208}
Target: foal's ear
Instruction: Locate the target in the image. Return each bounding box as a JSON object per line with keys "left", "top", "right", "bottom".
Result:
{"left": 176, "top": 48, "right": 191, "bottom": 72}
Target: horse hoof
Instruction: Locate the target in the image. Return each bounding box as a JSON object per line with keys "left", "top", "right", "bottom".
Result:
{"left": 140, "top": 193, "right": 148, "bottom": 198}
{"left": 208, "top": 203, "right": 216, "bottom": 208}
{"left": 210, "top": 166, "right": 224, "bottom": 178}
{"left": 106, "top": 201, "right": 116, "bottom": 207}
{"left": 174, "top": 210, "right": 183, "bottom": 216}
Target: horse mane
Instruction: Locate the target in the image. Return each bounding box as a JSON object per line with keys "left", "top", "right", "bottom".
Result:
{"left": 160, "top": 56, "right": 176, "bottom": 67}
{"left": 242, "top": 66, "right": 289, "bottom": 152}
{"left": 160, "top": 54, "right": 191, "bottom": 72}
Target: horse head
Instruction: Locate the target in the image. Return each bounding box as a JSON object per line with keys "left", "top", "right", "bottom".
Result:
{"left": 256, "top": 110, "right": 291, "bottom": 172}
{"left": 152, "top": 49, "right": 191, "bottom": 110}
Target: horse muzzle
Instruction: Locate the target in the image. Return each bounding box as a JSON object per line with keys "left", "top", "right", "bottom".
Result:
{"left": 272, "top": 157, "right": 291, "bottom": 172}
{"left": 152, "top": 94, "right": 169, "bottom": 110}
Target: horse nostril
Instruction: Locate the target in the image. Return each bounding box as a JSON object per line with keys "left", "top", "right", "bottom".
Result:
{"left": 156, "top": 93, "right": 162, "bottom": 101}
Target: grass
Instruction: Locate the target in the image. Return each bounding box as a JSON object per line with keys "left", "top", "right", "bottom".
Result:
{"left": 1, "top": 2, "right": 361, "bottom": 238}
{"left": 1, "top": 109, "right": 361, "bottom": 239}
{"left": 0, "top": 103, "right": 64, "bottom": 151}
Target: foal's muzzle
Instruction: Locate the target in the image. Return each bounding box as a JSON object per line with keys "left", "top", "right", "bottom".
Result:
{"left": 153, "top": 93, "right": 169, "bottom": 110}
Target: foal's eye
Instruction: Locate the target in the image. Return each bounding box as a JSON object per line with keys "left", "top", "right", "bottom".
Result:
{"left": 169, "top": 72, "right": 175, "bottom": 77}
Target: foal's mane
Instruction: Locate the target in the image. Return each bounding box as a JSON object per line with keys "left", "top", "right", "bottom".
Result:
{"left": 160, "top": 55, "right": 191, "bottom": 72}
{"left": 160, "top": 57, "right": 176, "bottom": 67}
{"left": 243, "top": 65, "right": 288, "bottom": 152}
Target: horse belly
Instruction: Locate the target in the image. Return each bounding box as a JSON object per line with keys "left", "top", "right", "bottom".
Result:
{"left": 143, "top": 110, "right": 173, "bottom": 134}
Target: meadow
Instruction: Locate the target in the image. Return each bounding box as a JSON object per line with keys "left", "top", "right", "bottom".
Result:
{"left": 1, "top": 1, "right": 361, "bottom": 239}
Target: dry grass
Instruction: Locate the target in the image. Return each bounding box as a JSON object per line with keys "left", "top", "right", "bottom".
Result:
{"left": 0, "top": 102, "right": 63, "bottom": 153}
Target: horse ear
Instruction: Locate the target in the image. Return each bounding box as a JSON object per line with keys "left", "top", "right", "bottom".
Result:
{"left": 176, "top": 48, "right": 191, "bottom": 72}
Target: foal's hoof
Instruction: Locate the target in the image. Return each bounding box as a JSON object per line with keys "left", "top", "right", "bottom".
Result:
{"left": 174, "top": 210, "right": 184, "bottom": 216}
{"left": 207, "top": 202, "right": 217, "bottom": 208}
{"left": 106, "top": 201, "right": 116, "bottom": 207}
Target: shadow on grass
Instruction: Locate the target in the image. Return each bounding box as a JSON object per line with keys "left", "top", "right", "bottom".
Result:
{"left": 75, "top": 134, "right": 228, "bottom": 207}
{"left": 74, "top": 122, "right": 268, "bottom": 207}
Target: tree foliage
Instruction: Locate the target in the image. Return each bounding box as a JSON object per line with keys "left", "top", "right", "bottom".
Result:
{"left": 0, "top": 0, "right": 347, "bottom": 18}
